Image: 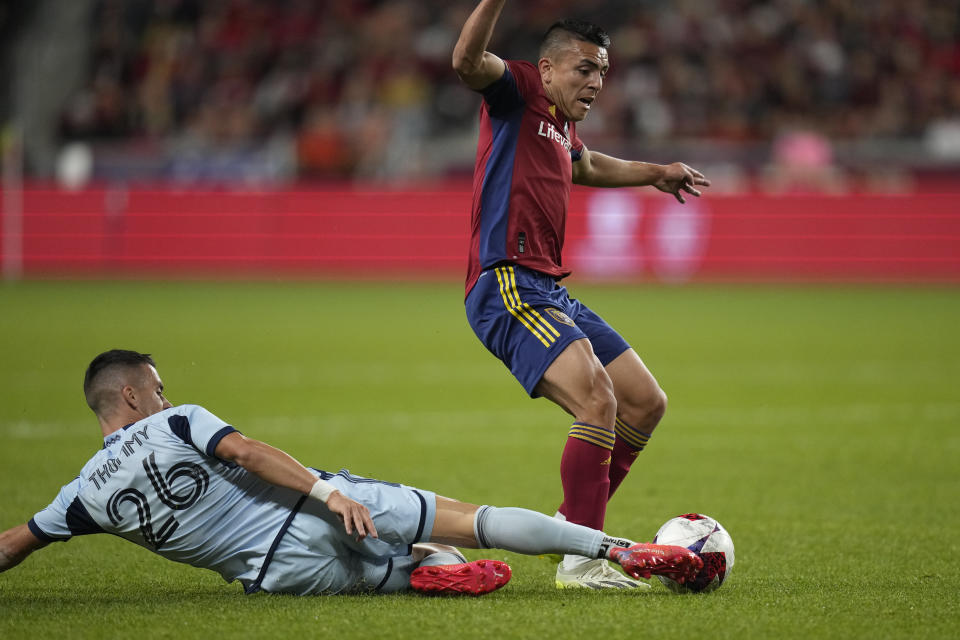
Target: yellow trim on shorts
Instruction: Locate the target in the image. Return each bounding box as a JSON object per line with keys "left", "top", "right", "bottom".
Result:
{"left": 494, "top": 266, "right": 560, "bottom": 348}
{"left": 494, "top": 267, "right": 560, "bottom": 347}
{"left": 505, "top": 267, "right": 561, "bottom": 339}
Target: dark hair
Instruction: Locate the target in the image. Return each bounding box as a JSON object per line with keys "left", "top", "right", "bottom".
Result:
{"left": 83, "top": 349, "right": 157, "bottom": 413}
{"left": 540, "top": 19, "right": 611, "bottom": 58}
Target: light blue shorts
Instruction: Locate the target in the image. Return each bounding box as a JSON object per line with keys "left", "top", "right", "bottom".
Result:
{"left": 256, "top": 469, "right": 437, "bottom": 595}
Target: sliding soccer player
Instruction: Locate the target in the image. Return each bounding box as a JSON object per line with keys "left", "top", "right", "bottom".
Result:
{"left": 0, "top": 350, "right": 700, "bottom": 596}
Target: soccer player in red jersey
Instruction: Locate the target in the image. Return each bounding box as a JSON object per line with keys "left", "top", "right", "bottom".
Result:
{"left": 454, "top": 0, "right": 711, "bottom": 589}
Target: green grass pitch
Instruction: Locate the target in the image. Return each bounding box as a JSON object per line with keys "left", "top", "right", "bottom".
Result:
{"left": 0, "top": 280, "right": 957, "bottom": 639}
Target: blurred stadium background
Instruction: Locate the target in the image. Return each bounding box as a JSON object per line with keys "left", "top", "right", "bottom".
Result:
{"left": 1, "top": 4, "right": 959, "bottom": 636}
{"left": 0, "top": 0, "right": 957, "bottom": 282}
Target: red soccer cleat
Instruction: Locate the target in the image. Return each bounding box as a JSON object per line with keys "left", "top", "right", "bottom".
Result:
{"left": 410, "top": 560, "right": 512, "bottom": 596}
{"left": 610, "top": 543, "right": 703, "bottom": 584}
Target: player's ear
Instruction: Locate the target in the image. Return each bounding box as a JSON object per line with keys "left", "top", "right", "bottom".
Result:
{"left": 121, "top": 384, "right": 138, "bottom": 410}
{"left": 538, "top": 57, "right": 553, "bottom": 83}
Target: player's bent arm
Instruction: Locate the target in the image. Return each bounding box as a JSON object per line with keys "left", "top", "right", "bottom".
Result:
{"left": 215, "top": 432, "right": 319, "bottom": 494}
{"left": 0, "top": 524, "right": 48, "bottom": 574}
{"left": 572, "top": 147, "right": 664, "bottom": 188}
{"left": 452, "top": 0, "right": 507, "bottom": 90}
{"left": 573, "top": 147, "right": 710, "bottom": 203}
{"left": 214, "top": 432, "right": 377, "bottom": 539}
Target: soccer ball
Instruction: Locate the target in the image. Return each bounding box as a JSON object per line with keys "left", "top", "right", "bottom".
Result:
{"left": 653, "top": 513, "right": 734, "bottom": 593}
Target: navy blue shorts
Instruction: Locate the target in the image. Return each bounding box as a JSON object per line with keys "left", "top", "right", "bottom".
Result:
{"left": 465, "top": 264, "right": 632, "bottom": 397}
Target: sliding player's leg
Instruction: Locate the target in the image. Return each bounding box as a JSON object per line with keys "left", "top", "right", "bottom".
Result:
{"left": 413, "top": 496, "right": 701, "bottom": 594}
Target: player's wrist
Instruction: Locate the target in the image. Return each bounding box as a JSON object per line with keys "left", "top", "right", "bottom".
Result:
{"left": 308, "top": 478, "right": 338, "bottom": 504}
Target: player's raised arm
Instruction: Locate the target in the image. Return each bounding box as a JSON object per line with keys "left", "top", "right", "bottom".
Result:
{"left": 572, "top": 147, "right": 711, "bottom": 204}
{"left": 0, "top": 524, "right": 48, "bottom": 574}
{"left": 214, "top": 432, "right": 377, "bottom": 540}
{"left": 452, "top": 0, "right": 508, "bottom": 90}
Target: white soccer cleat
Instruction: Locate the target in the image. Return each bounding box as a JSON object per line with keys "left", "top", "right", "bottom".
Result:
{"left": 555, "top": 558, "right": 651, "bottom": 591}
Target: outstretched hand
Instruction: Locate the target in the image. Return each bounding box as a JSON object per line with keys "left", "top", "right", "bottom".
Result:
{"left": 325, "top": 491, "right": 378, "bottom": 541}
{"left": 656, "top": 162, "right": 711, "bottom": 204}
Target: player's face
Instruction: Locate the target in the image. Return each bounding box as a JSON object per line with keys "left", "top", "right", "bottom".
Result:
{"left": 541, "top": 41, "right": 609, "bottom": 122}
{"left": 133, "top": 364, "right": 172, "bottom": 417}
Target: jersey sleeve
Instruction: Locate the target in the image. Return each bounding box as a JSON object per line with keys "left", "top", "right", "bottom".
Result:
{"left": 29, "top": 476, "right": 87, "bottom": 542}
{"left": 481, "top": 60, "right": 541, "bottom": 118}
{"left": 569, "top": 122, "right": 585, "bottom": 161}
{"left": 165, "top": 405, "right": 239, "bottom": 458}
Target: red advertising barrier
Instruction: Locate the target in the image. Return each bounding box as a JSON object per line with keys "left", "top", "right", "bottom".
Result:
{"left": 1, "top": 184, "right": 958, "bottom": 282}
{"left": 567, "top": 189, "right": 960, "bottom": 283}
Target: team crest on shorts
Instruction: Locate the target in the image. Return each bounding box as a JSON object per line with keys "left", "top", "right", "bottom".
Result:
{"left": 545, "top": 308, "right": 576, "bottom": 327}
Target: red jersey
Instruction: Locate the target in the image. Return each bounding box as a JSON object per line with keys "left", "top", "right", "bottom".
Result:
{"left": 465, "top": 60, "right": 584, "bottom": 296}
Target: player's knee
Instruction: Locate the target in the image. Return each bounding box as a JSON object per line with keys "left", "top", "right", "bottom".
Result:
{"left": 582, "top": 371, "right": 617, "bottom": 425}
{"left": 650, "top": 387, "right": 668, "bottom": 423}
{"left": 622, "top": 385, "right": 667, "bottom": 429}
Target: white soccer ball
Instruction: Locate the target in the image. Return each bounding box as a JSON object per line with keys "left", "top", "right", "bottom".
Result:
{"left": 653, "top": 513, "right": 735, "bottom": 593}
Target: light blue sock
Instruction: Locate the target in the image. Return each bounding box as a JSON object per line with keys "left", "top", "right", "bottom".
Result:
{"left": 418, "top": 550, "right": 467, "bottom": 568}
{"left": 473, "top": 506, "right": 633, "bottom": 559}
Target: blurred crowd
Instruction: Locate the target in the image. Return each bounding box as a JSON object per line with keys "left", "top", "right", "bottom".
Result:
{"left": 57, "top": 0, "right": 960, "bottom": 183}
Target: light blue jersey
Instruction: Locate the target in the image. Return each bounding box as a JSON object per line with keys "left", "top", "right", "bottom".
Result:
{"left": 29, "top": 405, "right": 435, "bottom": 595}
